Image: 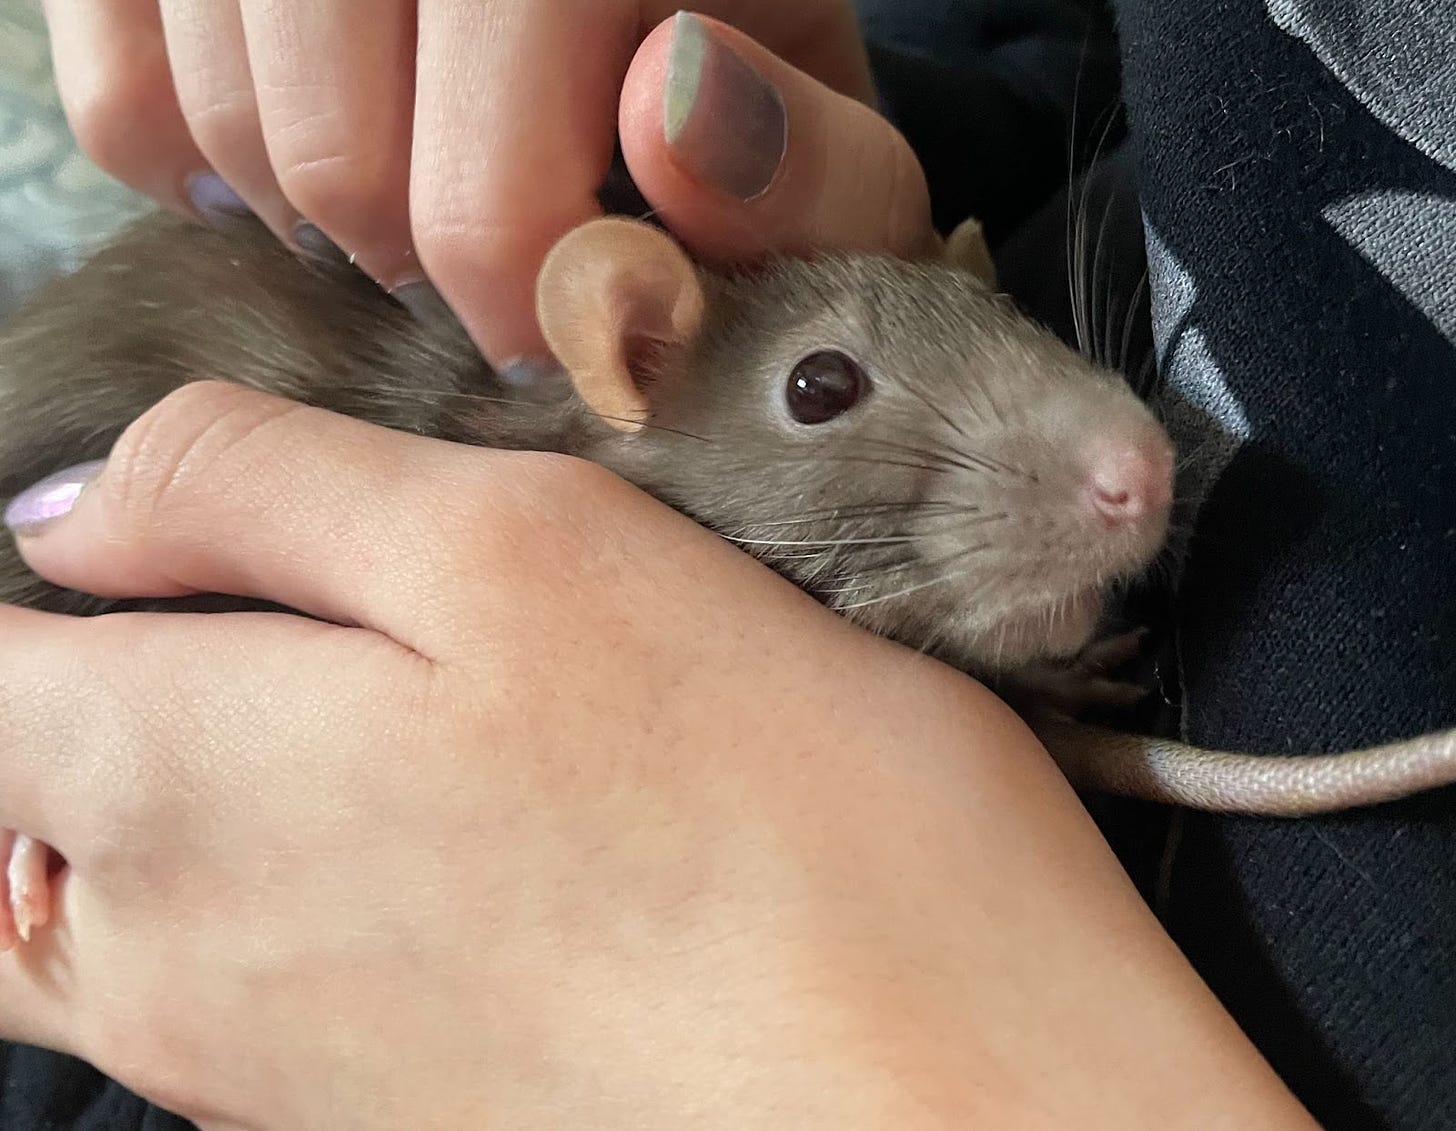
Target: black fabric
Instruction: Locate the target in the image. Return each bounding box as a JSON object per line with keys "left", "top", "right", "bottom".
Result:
{"left": 0, "top": 1043, "right": 191, "bottom": 1130}
{"left": 1104, "top": 1, "right": 1456, "bottom": 1127}
{"left": 862, "top": 0, "right": 1125, "bottom": 245}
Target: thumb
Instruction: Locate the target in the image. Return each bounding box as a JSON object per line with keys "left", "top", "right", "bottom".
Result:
{"left": 619, "top": 13, "right": 939, "bottom": 266}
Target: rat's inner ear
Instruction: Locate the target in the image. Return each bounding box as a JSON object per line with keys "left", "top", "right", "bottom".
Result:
{"left": 535, "top": 217, "right": 706, "bottom": 432}
{"left": 944, "top": 216, "right": 998, "bottom": 288}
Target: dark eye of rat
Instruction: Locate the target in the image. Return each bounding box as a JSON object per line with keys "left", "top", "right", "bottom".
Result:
{"left": 785, "top": 351, "right": 868, "bottom": 424}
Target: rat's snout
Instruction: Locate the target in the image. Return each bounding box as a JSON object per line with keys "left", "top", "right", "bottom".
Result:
{"left": 1082, "top": 435, "right": 1175, "bottom": 527}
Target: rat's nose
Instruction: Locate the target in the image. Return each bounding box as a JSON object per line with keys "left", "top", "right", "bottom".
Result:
{"left": 1084, "top": 440, "right": 1174, "bottom": 526}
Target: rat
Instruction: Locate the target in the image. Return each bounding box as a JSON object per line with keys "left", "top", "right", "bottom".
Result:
{"left": 0, "top": 209, "right": 1452, "bottom": 948}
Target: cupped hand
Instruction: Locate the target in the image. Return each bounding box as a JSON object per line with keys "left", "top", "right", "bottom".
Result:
{"left": 0, "top": 384, "right": 1317, "bottom": 1130}
{"left": 41, "top": 2, "right": 929, "bottom": 369}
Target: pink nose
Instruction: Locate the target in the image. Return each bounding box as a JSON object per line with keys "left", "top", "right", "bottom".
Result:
{"left": 1085, "top": 441, "right": 1174, "bottom": 526}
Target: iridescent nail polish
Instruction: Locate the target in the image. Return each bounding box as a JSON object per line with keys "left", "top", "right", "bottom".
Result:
{"left": 3, "top": 459, "right": 105, "bottom": 535}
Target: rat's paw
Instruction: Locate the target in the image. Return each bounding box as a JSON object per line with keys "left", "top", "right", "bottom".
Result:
{"left": 1076, "top": 628, "right": 1150, "bottom": 677}
{"left": 1, "top": 830, "right": 53, "bottom": 947}
{"left": 1032, "top": 669, "right": 1149, "bottom": 715}
{"left": 1005, "top": 629, "right": 1151, "bottom": 717}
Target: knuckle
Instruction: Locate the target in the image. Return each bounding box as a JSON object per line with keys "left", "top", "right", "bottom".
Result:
{"left": 62, "top": 61, "right": 171, "bottom": 178}
{"left": 179, "top": 89, "right": 263, "bottom": 165}
{"left": 103, "top": 381, "right": 298, "bottom": 540}
{"left": 409, "top": 188, "right": 533, "bottom": 294}
{"left": 273, "top": 130, "right": 405, "bottom": 240}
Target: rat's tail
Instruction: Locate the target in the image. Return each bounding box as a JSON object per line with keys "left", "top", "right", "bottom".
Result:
{"left": 1038, "top": 716, "right": 1456, "bottom": 816}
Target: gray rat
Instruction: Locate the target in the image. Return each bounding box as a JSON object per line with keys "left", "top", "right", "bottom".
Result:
{"left": 0, "top": 208, "right": 1451, "bottom": 852}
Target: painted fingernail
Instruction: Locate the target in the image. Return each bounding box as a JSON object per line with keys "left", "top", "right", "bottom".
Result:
{"left": 292, "top": 220, "right": 348, "bottom": 265}
{"left": 4, "top": 459, "right": 105, "bottom": 536}
{"left": 664, "top": 12, "right": 787, "bottom": 201}
{"left": 186, "top": 171, "right": 251, "bottom": 224}
{"left": 390, "top": 279, "right": 455, "bottom": 325}
{"left": 499, "top": 356, "right": 572, "bottom": 402}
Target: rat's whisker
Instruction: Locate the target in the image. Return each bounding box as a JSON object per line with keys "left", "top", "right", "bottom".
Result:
{"left": 1090, "top": 184, "right": 1119, "bottom": 368}
{"left": 1116, "top": 268, "right": 1150, "bottom": 377}
{"left": 834, "top": 559, "right": 985, "bottom": 612}
{"left": 900, "top": 378, "right": 977, "bottom": 443}
{"left": 817, "top": 454, "right": 950, "bottom": 476}
{"left": 831, "top": 541, "right": 993, "bottom": 611}
{"left": 722, "top": 533, "right": 923, "bottom": 549}
{"left": 744, "top": 500, "right": 979, "bottom": 528}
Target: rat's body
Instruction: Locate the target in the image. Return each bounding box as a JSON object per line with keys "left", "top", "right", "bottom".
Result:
{"left": 0, "top": 210, "right": 1170, "bottom": 671}
{"left": 0, "top": 209, "right": 1451, "bottom": 864}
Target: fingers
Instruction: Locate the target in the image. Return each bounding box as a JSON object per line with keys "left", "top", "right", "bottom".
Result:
{"left": 155, "top": 0, "right": 297, "bottom": 241}
{"left": 407, "top": 1, "right": 883, "bottom": 368}
{"left": 619, "top": 13, "right": 938, "bottom": 266}
{"left": 237, "top": 0, "right": 418, "bottom": 286}
{"left": 43, "top": 0, "right": 887, "bottom": 369}
{"left": 409, "top": 0, "right": 630, "bottom": 367}
{"left": 4, "top": 382, "right": 524, "bottom": 657}
{"left": 42, "top": 0, "right": 208, "bottom": 211}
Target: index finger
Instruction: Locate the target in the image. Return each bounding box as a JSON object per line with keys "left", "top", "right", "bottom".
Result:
{"left": 408, "top": 0, "right": 873, "bottom": 370}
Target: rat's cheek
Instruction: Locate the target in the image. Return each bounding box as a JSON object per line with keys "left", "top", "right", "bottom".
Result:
{"left": 993, "top": 592, "right": 1106, "bottom": 666}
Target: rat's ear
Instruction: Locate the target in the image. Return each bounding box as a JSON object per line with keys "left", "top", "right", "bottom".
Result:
{"left": 535, "top": 217, "right": 706, "bottom": 432}
{"left": 943, "top": 216, "right": 998, "bottom": 288}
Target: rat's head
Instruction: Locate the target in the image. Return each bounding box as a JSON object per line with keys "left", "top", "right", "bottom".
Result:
{"left": 536, "top": 218, "right": 1174, "bottom": 671}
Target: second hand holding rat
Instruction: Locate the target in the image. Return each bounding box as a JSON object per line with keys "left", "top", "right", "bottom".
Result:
{"left": 0, "top": 210, "right": 1451, "bottom": 948}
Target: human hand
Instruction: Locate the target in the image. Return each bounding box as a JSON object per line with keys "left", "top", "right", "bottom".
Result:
{"left": 0, "top": 384, "right": 1318, "bottom": 1129}
{"left": 41, "top": 2, "right": 931, "bottom": 369}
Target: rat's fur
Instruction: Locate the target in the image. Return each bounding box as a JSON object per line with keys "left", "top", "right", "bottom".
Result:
{"left": 0, "top": 211, "right": 1167, "bottom": 680}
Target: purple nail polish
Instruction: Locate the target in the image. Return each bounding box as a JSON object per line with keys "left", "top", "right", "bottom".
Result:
{"left": 390, "top": 280, "right": 454, "bottom": 324}
{"left": 292, "top": 221, "right": 347, "bottom": 264}
{"left": 186, "top": 172, "right": 251, "bottom": 224}
{"left": 499, "top": 356, "right": 573, "bottom": 404}
{"left": 4, "top": 460, "right": 105, "bottom": 535}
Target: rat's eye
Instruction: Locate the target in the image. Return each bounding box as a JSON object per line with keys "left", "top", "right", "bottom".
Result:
{"left": 786, "top": 350, "right": 867, "bottom": 424}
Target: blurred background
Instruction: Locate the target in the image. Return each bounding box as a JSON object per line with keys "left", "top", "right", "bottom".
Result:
{"left": 0, "top": 0, "right": 149, "bottom": 321}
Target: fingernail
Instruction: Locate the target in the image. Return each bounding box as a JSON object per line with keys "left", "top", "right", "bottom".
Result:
{"left": 499, "top": 356, "right": 573, "bottom": 403}
{"left": 389, "top": 279, "right": 455, "bottom": 325}
{"left": 664, "top": 12, "right": 787, "bottom": 201}
{"left": 185, "top": 171, "right": 251, "bottom": 224}
{"left": 292, "top": 220, "right": 348, "bottom": 265}
{"left": 4, "top": 460, "right": 105, "bottom": 536}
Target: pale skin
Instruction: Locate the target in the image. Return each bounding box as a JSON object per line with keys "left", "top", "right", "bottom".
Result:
{"left": 0, "top": 3, "right": 1321, "bottom": 1127}
{"left": 1, "top": 382, "right": 1319, "bottom": 1130}
{"left": 39, "top": 0, "right": 906, "bottom": 367}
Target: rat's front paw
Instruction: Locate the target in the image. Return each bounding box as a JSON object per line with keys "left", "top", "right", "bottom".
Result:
{"left": 1, "top": 829, "right": 53, "bottom": 949}
{"left": 1003, "top": 629, "right": 1151, "bottom": 717}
